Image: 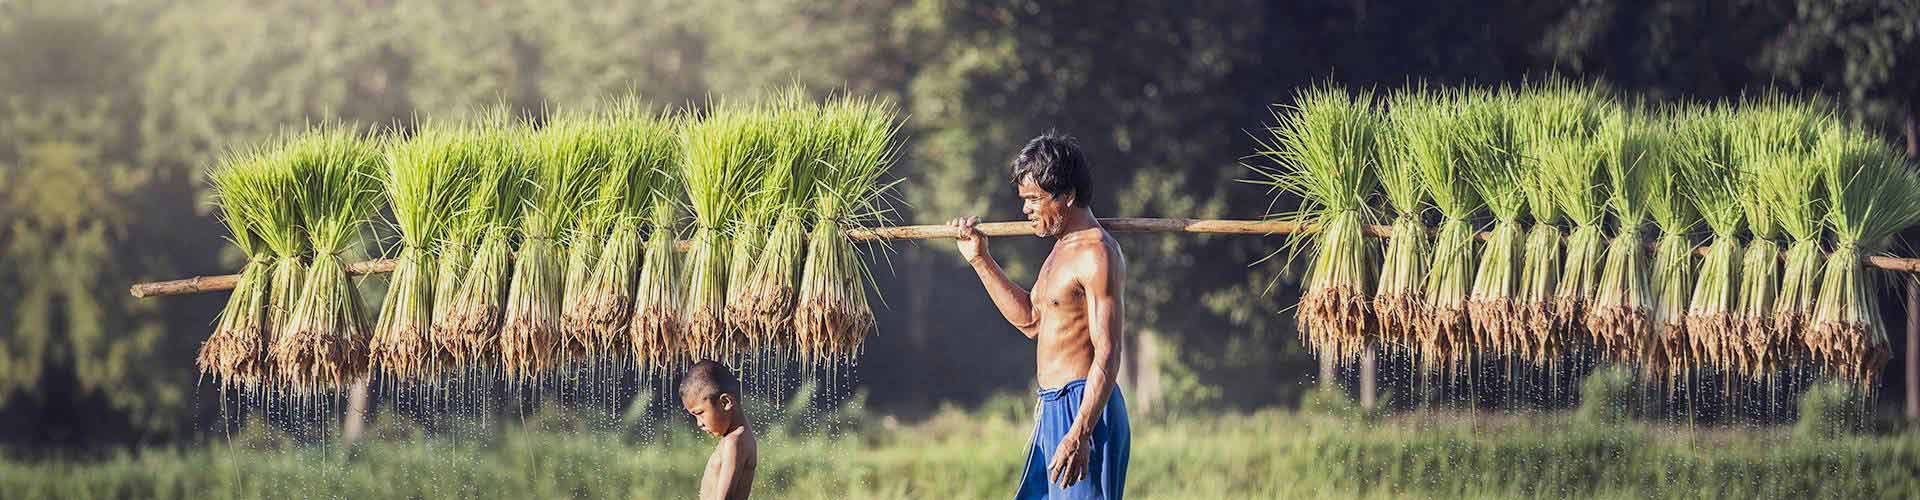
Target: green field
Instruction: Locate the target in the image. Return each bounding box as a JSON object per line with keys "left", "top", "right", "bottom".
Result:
{"left": 5, "top": 391, "right": 1917, "bottom": 500}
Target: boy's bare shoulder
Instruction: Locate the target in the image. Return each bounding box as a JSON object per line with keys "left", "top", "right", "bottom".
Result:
{"left": 720, "top": 426, "right": 758, "bottom": 462}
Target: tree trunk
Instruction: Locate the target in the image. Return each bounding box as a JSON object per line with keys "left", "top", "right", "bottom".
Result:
{"left": 1119, "top": 331, "right": 1160, "bottom": 415}
{"left": 1906, "top": 105, "right": 1918, "bottom": 422}
{"left": 342, "top": 379, "right": 370, "bottom": 446}
{"left": 1359, "top": 348, "right": 1377, "bottom": 409}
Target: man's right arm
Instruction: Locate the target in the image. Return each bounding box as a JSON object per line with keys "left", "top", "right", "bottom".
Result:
{"left": 952, "top": 216, "right": 1040, "bottom": 339}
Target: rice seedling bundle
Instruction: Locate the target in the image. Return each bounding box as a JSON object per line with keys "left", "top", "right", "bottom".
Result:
{"left": 1373, "top": 90, "right": 1434, "bottom": 350}
{"left": 1251, "top": 86, "right": 1381, "bottom": 364}
{"left": 1730, "top": 99, "right": 1824, "bottom": 378}
{"left": 1541, "top": 115, "right": 1613, "bottom": 355}
{"left": 630, "top": 169, "right": 686, "bottom": 371}
{"left": 683, "top": 103, "right": 778, "bottom": 362}
{"left": 1631, "top": 121, "right": 1695, "bottom": 378}
{"left": 1462, "top": 92, "right": 1530, "bottom": 359}
{"left": 437, "top": 121, "right": 530, "bottom": 369}
{"left": 1409, "top": 91, "right": 1480, "bottom": 371}
{"left": 272, "top": 126, "right": 385, "bottom": 395}
{"left": 1586, "top": 110, "right": 1659, "bottom": 363}
{"left": 370, "top": 123, "right": 479, "bottom": 383}
{"left": 580, "top": 99, "right": 681, "bottom": 359}
{"left": 739, "top": 94, "right": 829, "bottom": 355}
{"left": 1675, "top": 109, "right": 1745, "bottom": 375}
{"left": 794, "top": 95, "right": 902, "bottom": 366}
{"left": 502, "top": 112, "right": 614, "bottom": 381}
{"left": 196, "top": 143, "right": 282, "bottom": 390}
{"left": 1809, "top": 126, "right": 1920, "bottom": 385}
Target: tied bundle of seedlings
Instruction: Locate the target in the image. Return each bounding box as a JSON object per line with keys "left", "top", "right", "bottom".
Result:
{"left": 1542, "top": 134, "right": 1609, "bottom": 349}
{"left": 1809, "top": 127, "right": 1920, "bottom": 385}
{"left": 683, "top": 103, "right": 777, "bottom": 362}
{"left": 556, "top": 115, "right": 620, "bottom": 363}
{"left": 740, "top": 95, "right": 828, "bottom": 355}
{"left": 503, "top": 112, "right": 613, "bottom": 382}
{"left": 1676, "top": 110, "right": 1745, "bottom": 375}
{"left": 1252, "top": 86, "right": 1381, "bottom": 364}
{"left": 272, "top": 127, "right": 384, "bottom": 395}
{"left": 370, "top": 123, "right": 478, "bottom": 383}
{"left": 1733, "top": 159, "right": 1782, "bottom": 379}
{"left": 1409, "top": 91, "right": 1480, "bottom": 371}
{"left": 437, "top": 123, "right": 529, "bottom": 369}
{"left": 794, "top": 96, "right": 902, "bottom": 366}
{"left": 1585, "top": 111, "right": 1658, "bottom": 363}
{"left": 1644, "top": 117, "right": 1699, "bottom": 378}
{"left": 630, "top": 183, "right": 686, "bottom": 371}
{"left": 1373, "top": 89, "right": 1434, "bottom": 350}
{"left": 1764, "top": 154, "right": 1825, "bottom": 369}
{"left": 1516, "top": 153, "right": 1563, "bottom": 360}
{"left": 1462, "top": 94, "right": 1529, "bottom": 359}
{"left": 581, "top": 100, "right": 680, "bottom": 358}
{"left": 196, "top": 144, "right": 281, "bottom": 390}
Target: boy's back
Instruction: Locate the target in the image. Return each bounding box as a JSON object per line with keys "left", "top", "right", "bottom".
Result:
{"left": 701, "top": 424, "right": 757, "bottom": 499}
{"left": 682, "top": 360, "right": 757, "bottom": 500}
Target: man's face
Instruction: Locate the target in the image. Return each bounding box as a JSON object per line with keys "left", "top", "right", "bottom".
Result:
{"left": 1019, "top": 176, "right": 1072, "bottom": 238}
{"left": 682, "top": 393, "right": 733, "bottom": 437}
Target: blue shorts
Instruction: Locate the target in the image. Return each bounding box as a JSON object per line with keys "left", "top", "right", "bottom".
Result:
{"left": 1014, "top": 378, "right": 1130, "bottom": 500}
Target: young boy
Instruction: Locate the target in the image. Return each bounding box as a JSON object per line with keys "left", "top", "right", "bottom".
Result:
{"left": 681, "top": 360, "right": 757, "bottom": 500}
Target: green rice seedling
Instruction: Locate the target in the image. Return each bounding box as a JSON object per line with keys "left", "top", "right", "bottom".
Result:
{"left": 1763, "top": 153, "right": 1826, "bottom": 369}
{"left": 1250, "top": 85, "right": 1381, "bottom": 365}
{"left": 437, "top": 118, "right": 530, "bottom": 370}
{"left": 1636, "top": 116, "right": 1698, "bottom": 378}
{"left": 741, "top": 92, "right": 829, "bottom": 356}
{"left": 580, "top": 99, "right": 681, "bottom": 358}
{"left": 502, "top": 111, "right": 614, "bottom": 382}
{"left": 1809, "top": 125, "right": 1920, "bottom": 385}
{"left": 1410, "top": 91, "right": 1480, "bottom": 371}
{"left": 1586, "top": 110, "right": 1659, "bottom": 366}
{"left": 197, "top": 142, "right": 282, "bottom": 391}
{"left": 1731, "top": 97, "right": 1824, "bottom": 378}
{"left": 1518, "top": 80, "right": 1609, "bottom": 364}
{"left": 554, "top": 113, "right": 620, "bottom": 364}
{"left": 683, "top": 102, "right": 777, "bottom": 362}
{"left": 1463, "top": 91, "right": 1530, "bottom": 359}
{"left": 370, "top": 122, "right": 479, "bottom": 383}
{"left": 795, "top": 95, "right": 902, "bottom": 366}
{"left": 272, "top": 125, "right": 385, "bottom": 395}
{"left": 1373, "top": 89, "right": 1435, "bottom": 351}
{"left": 1676, "top": 108, "right": 1745, "bottom": 375}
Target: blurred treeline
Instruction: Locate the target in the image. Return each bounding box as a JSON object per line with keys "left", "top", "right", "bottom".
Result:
{"left": 1, "top": 0, "right": 1915, "bottom": 450}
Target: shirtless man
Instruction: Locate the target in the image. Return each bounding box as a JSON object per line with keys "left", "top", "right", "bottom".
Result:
{"left": 950, "top": 133, "right": 1130, "bottom": 499}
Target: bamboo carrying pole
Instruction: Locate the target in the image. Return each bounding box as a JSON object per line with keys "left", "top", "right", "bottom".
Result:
{"left": 129, "top": 217, "right": 1920, "bottom": 298}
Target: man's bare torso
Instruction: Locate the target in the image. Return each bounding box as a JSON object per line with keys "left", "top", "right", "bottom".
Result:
{"left": 700, "top": 427, "right": 756, "bottom": 500}
{"left": 1030, "top": 227, "right": 1125, "bottom": 388}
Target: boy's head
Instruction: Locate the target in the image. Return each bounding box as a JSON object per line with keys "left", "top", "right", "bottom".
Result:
{"left": 680, "top": 360, "right": 742, "bottom": 437}
{"left": 1010, "top": 132, "right": 1093, "bottom": 238}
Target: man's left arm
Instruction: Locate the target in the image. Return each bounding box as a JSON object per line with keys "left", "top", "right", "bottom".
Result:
{"left": 1050, "top": 245, "right": 1124, "bottom": 488}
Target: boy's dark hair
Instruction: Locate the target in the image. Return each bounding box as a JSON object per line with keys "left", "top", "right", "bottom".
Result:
{"left": 680, "top": 360, "right": 741, "bottom": 401}
{"left": 1010, "top": 132, "right": 1094, "bottom": 208}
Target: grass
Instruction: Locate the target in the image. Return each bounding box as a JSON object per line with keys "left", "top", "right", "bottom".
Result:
{"left": 6, "top": 400, "right": 1917, "bottom": 499}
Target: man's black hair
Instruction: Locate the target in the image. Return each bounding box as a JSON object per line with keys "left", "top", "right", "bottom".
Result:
{"left": 1010, "top": 131, "right": 1094, "bottom": 208}
{"left": 680, "top": 359, "right": 741, "bottom": 401}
